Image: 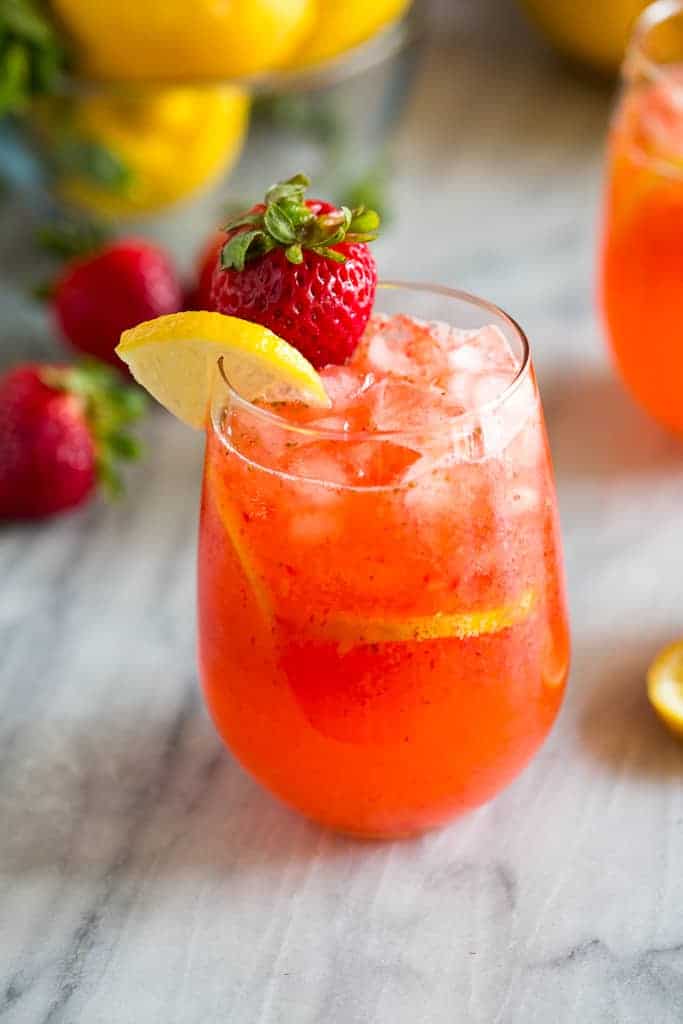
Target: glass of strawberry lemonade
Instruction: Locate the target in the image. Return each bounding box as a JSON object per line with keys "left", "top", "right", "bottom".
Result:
{"left": 600, "top": 0, "right": 683, "bottom": 433}
{"left": 198, "top": 283, "right": 569, "bottom": 837}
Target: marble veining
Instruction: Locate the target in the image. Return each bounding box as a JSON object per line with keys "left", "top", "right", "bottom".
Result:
{"left": 2, "top": 4, "right": 683, "bottom": 1022}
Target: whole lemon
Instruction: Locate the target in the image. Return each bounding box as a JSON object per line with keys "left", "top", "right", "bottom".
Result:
{"left": 51, "top": 0, "right": 316, "bottom": 80}
{"left": 288, "top": 0, "right": 412, "bottom": 68}
{"left": 37, "top": 87, "right": 250, "bottom": 218}
{"left": 521, "top": 0, "right": 650, "bottom": 74}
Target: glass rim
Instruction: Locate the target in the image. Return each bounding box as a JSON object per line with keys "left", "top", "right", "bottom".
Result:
{"left": 210, "top": 281, "right": 532, "bottom": 446}
{"left": 48, "top": 14, "right": 419, "bottom": 99}
{"left": 627, "top": 0, "right": 683, "bottom": 89}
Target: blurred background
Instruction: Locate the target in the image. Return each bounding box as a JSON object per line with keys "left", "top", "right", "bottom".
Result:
{"left": 0, "top": 0, "right": 636, "bottom": 373}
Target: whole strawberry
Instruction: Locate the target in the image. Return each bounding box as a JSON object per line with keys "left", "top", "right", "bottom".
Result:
{"left": 0, "top": 362, "right": 146, "bottom": 520}
{"left": 210, "top": 174, "right": 380, "bottom": 368}
{"left": 51, "top": 239, "right": 183, "bottom": 370}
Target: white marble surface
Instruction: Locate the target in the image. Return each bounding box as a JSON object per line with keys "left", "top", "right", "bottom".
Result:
{"left": 3, "top": 7, "right": 683, "bottom": 1023}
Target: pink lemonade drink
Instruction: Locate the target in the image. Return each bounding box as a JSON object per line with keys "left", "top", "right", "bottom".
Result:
{"left": 198, "top": 284, "right": 569, "bottom": 837}
{"left": 600, "top": 0, "right": 683, "bottom": 433}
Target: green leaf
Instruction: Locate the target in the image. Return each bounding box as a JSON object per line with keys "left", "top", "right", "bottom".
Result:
{"left": 264, "top": 202, "right": 297, "bottom": 245}
{"left": 114, "top": 388, "right": 147, "bottom": 420}
{"left": 279, "top": 196, "right": 315, "bottom": 230}
{"left": 317, "top": 208, "right": 351, "bottom": 235}
{"left": 340, "top": 162, "right": 391, "bottom": 224}
{"left": 37, "top": 218, "right": 112, "bottom": 261}
{"left": 222, "top": 210, "right": 263, "bottom": 233}
{"left": 31, "top": 278, "right": 55, "bottom": 302}
{"left": 217, "top": 172, "right": 380, "bottom": 272}
{"left": 0, "top": 0, "right": 68, "bottom": 113}
{"left": 220, "top": 229, "right": 267, "bottom": 272}
{"left": 3, "top": 0, "right": 54, "bottom": 44}
{"left": 0, "top": 41, "right": 29, "bottom": 116}
{"left": 34, "top": 42, "right": 62, "bottom": 92}
{"left": 349, "top": 207, "right": 381, "bottom": 235}
{"left": 313, "top": 246, "right": 346, "bottom": 263}
{"left": 52, "top": 137, "right": 133, "bottom": 193}
{"left": 106, "top": 432, "right": 141, "bottom": 460}
{"left": 96, "top": 456, "right": 123, "bottom": 499}
{"left": 265, "top": 172, "right": 310, "bottom": 206}
{"left": 43, "top": 359, "right": 148, "bottom": 499}
{"left": 285, "top": 243, "right": 303, "bottom": 264}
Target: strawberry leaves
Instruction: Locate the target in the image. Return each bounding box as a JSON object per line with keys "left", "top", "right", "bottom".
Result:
{"left": 220, "top": 172, "right": 381, "bottom": 272}
{"left": 42, "top": 361, "right": 147, "bottom": 497}
{"left": 0, "top": 0, "right": 67, "bottom": 116}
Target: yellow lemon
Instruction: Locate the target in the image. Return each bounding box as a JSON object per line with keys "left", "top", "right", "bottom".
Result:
{"left": 289, "top": 0, "right": 412, "bottom": 68}
{"left": 647, "top": 640, "right": 683, "bottom": 739}
{"left": 207, "top": 461, "right": 273, "bottom": 621}
{"left": 38, "top": 86, "right": 249, "bottom": 218}
{"left": 119, "top": 308, "right": 331, "bottom": 617}
{"left": 520, "top": 1, "right": 650, "bottom": 74}
{"left": 51, "top": 0, "right": 317, "bottom": 81}
{"left": 116, "top": 310, "right": 330, "bottom": 428}
{"left": 313, "top": 589, "right": 537, "bottom": 652}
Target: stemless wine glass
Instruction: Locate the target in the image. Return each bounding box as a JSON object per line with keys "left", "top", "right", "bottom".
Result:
{"left": 198, "top": 283, "right": 570, "bottom": 838}
{"left": 600, "top": 0, "right": 683, "bottom": 433}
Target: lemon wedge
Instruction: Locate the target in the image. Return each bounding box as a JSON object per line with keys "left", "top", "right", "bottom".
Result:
{"left": 116, "top": 311, "right": 330, "bottom": 429}
{"left": 647, "top": 641, "right": 683, "bottom": 738}
{"left": 207, "top": 459, "right": 272, "bottom": 622}
{"left": 304, "top": 588, "right": 536, "bottom": 653}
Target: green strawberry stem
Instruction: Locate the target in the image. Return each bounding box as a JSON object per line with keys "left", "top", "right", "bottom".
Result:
{"left": 33, "top": 217, "right": 112, "bottom": 303}
{"left": 220, "top": 172, "right": 381, "bottom": 272}
{"left": 37, "top": 217, "right": 112, "bottom": 262}
{"left": 42, "top": 361, "right": 147, "bottom": 497}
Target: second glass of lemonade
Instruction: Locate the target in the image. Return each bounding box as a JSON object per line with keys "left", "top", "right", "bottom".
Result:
{"left": 601, "top": 0, "right": 683, "bottom": 433}
{"left": 199, "top": 283, "right": 569, "bottom": 837}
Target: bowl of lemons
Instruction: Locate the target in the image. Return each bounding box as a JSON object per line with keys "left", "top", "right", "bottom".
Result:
{"left": 1, "top": 0, "right": 418, "bottom": 259}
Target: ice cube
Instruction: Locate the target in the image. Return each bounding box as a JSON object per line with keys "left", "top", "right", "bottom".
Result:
{"left": 473, "top": 372, "right": 517, "bottom": 407}
{"left": 318, "top": 365, "right": 369, "bottom": 407}
{"left": 285, "top": 449, "right": 352, "bottom": 488}
{"left": 447, "top": 325, "right": 517, "bottom": 374}
{"left": 357, "top": 321, "right": 418, "bottom": 378}
{"left": 365, "top": 377, "right": 456, "bottom": 433}
{"left": 447, "top": 342, "right": 488, "bottom": 373}
{"left": 338, "top": 441, "right": 419, "bottom": 485}
{"left": 402, "top": 460, "right": 460, "bottom": 519}
{"left": 288, "top": 507, "right": 341, "bottom": 544}
{"left": 305, "top": 415, "right": 351, "bottom": 433}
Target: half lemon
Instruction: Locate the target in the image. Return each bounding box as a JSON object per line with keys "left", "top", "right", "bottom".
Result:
{"left": 647, "top": 641, "right": 683, "bottom": 739}
{"left": 116, "top": 311, "right": 330, "bottom": 428}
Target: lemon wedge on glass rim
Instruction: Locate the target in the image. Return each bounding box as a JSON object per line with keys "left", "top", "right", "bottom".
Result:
{"left": 647, "top": 641, "right": 683, "bottom": 738}
{"left": 116, "top": 310, "right": 331, "bottom": 429}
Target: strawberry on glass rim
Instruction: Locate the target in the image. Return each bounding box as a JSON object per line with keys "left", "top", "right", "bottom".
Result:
{"left": 209, "top": 173, "right": 380, "bottom": 368}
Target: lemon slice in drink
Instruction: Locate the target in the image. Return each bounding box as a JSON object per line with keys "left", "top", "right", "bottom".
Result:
{"left": 310, "top": 589, "right": 537, "bottom": 652}
{"left": 116, "top": 311, "right": 330, "bottom": 428}
{"left": 647, "top": 641, "right": 683, "bottom": 739}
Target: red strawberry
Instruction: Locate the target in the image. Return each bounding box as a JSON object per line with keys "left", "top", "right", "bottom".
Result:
{"left": 0, "top": 362, "right": 146, "bottom": 520}
{"left": 209, "top": 174, "right": 380, "bottom": 368}
{"left": 187, "top": 229, "right": 228, "bottom": 311}
{"left": 52, "top": 240, "right": 183, "bottom": 370}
